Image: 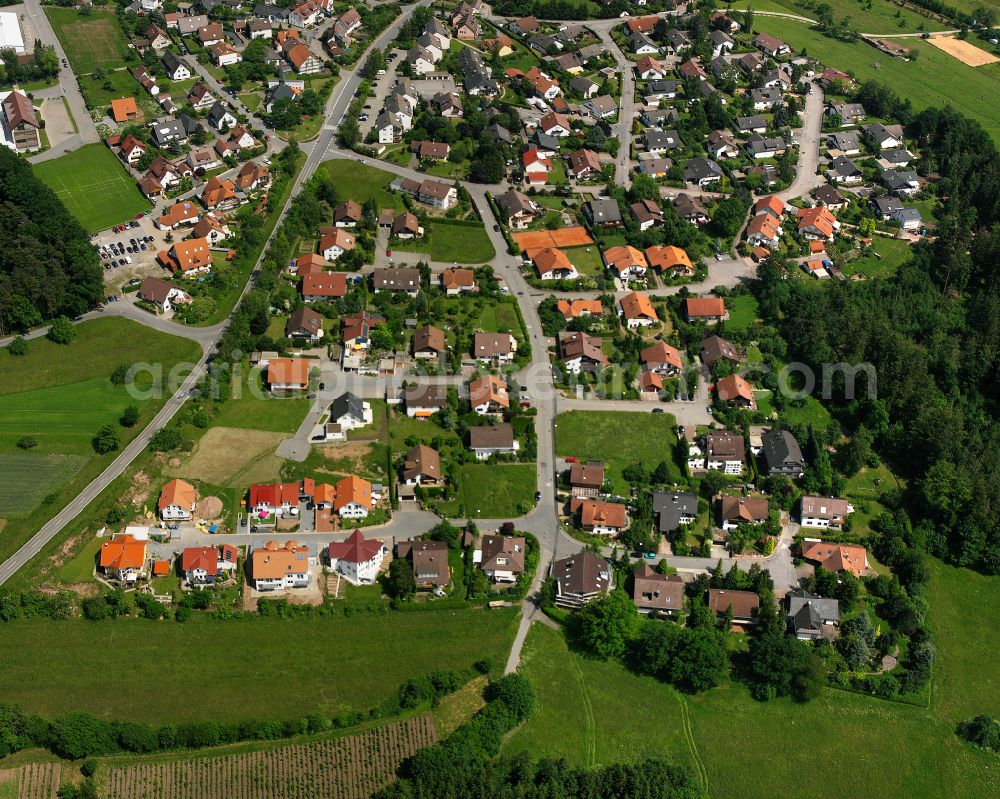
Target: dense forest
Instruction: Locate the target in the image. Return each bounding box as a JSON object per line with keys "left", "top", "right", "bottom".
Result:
{"left": 0, "top": 149, "right": 103, "bottom": 332}
{"left": 754, "top": 82, "right": 1000, "bottom": 574}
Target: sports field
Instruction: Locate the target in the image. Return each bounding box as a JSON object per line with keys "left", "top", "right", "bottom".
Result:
{"left": 512, "top": 226, "right": 594, "bottom": 251}
{"left": 33, "top": 143, "right": 149, "bottom": 233}
{"left": 44, "top": 7, "right": 131, "bottom": 74}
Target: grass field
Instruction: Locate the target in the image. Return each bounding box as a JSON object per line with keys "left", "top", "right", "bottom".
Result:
{"left": 723, "top": 294, "right": 759, "bottom": 331}
{"left": 555, "top": 410, "right": 682, "bottom": 494}
{"left": 0, "top": 454, "right": 86, "bottom": 517}
{"left": 429, "top": 221, "right": 495, "bottom": 263}
{"left": 476, "top": 302, "right": 521, "bottom": 334}
{"left": 842, "top": 236, "right": 913, "bottom": 278}
{"left": 779, "top": 393, "right": 832, "bottom": 427}
{"left": 167, "top": 427, "right": 287, "bottom": 487}
{"left": 44, "top": 8, "right": 131, "bottom": 75}
{"left": 210, "top": 387, "right": 312, "bottom": 434}
{"left": 0, "top": 609, "right": 520, "bottom": 723}
{"left": 457, "top": 463, "right": 536, "bottom": 518}
{"left": 319, "top": 159, "right": 405, "bottom": 212}
{"left": 33, "top": 144, "right": 150, "bottom": 232}
{"left": 750, "top": 17, "right": 1000, "bottom": 142}
{"left": 79, "top": 69, "right": 160, "bottom": 119}
{"left": 566, "top": 245, "right": 604, "bottom": 276}
{"left": 510, "top": 623, "right": 1000, "bottom": 798}
{"left": 0, "top": 318, "right": 200, "bottom": 395}
{"left": 732, "top": 0, "right": 929, "bottom": 33}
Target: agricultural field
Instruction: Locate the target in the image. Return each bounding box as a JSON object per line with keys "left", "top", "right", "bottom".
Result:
{"left": 0, "top": 609, "right": 520, "bottom": 723}
{"left": 166, "top": 427, "right": 288, "bottom": 487}
{"left": 44, "top": 7, "right": 131, "bottom": 74}
{"left": 102, "top": 715, "right": 436, "bottom": 799}
{"left": 33, "top": 144, "right": 150, "bottom": 233}
{"left": 555, "top": 410, "right": 683, "bottom": 494}
{"left": 319, "top": 160, "right": 405, "bottom": 212}
{"left": 0, "top": 453, "right": 86, "bottom": 517}
{"left": 749, "top": 17, "right": 1000, "bottom": 142}
{"left": 0, "top": 763, "right": 60, "bottom": 799}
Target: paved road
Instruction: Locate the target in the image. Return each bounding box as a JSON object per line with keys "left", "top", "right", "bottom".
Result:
{"left": 778, "top": 79, "right": 825, "bottom": 202}
{"left": 0, "top": 1, "right": 433, "bottom": 588}
{"left": 596, "top": 27, "right": 635, "bottom": 188}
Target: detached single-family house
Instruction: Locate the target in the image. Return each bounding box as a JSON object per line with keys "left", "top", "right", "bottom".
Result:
{"left": 402, "top": 384, "right": 448, "bottom": 418}
{"left": 398, "top": 539, "right": 451, "bottom": 590}
{"left": 412, "top": 325, "right": 446, "bottom": 359}
{"left": 469, "top": 423, "right": 518, "bottom": 460}
{"left": 162, "top": 51, "right": 192, "bottom": 81}
{"left": 158, "top": 479, "right": 197, "bottom": 521}
{"left": 705, "top": 430, "right": 745, "bottom": 474}
{"left": 787, "top": 589, "right": 841, "bottom": 640}
{"left": 653, "top": 491, "right": 698, "bottom": 534}
{"left": 573, "top": 498, "right": 628, "bottom": 536}
{"left": 754, "top": 33, "right": 791, "bottom": 57}
{"left": 558, "top": 331, "right": 606, "bottom": 374}
{"left": 716, "top": 373, "right": 755, "bottom": 408}
{"left": 327, "top": 530, "right": 386, "bottom": 585}
{"left": 633, "top": 565, "right": 683, "bottom": 614}
{"left": 799, "top": 496, "right": 854, "bottom": 529}
{"left": 251, "top": 540, "right": 311, "bottom": 591}
{"left": 401, "top": 444, "right": 443, "bottom": 486}
{"left": 569, "top": 462, "right": 604, "bottom": 498}
{"left": 708, "top": 588, "right": 760, "bottom": 627}
{"left": 333, "top": 475, "right": 373, "bottom": 519}
{"left": 473, "top": 332, "right": 517, "bottom": 363}
{"left": 99, "top": 535, "right": 147, "bottom": 583}
{"left": 619, "top": 291, "right": 659, "bottom": 329}
{"left": 469, "top": 374, "right": 510, "bottom": 416}
{"left": 551, "top": 551, "right": 611, "bottom": 608}
{"left": 477, "top": 534, "right": 526, "bottom": 583}
{"left": 801, "top": 540, "right": 869, "bottom": 577}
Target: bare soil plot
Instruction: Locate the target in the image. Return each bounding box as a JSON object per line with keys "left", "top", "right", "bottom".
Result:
{"left": 512, "top": 226, "right": 594, "bottom": 250}
{"left": 0, "top": 763, "right": 60, "bottom": 799}
{"left": 168, "top": 428, "right": 287, "bottom": 487}
{"left": 103, "top": 715, "right": 437, "bottom": 799}
{"left": 928, "top": 35, "right": 1000, "bottom": 66}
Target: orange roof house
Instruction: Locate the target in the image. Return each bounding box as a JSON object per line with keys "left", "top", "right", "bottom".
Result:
{"left": 469, "top": 374, "right": 509, "bottom": 412}
{"left": 111, "top": 97, "right": 141, "bottom": 123}
{"left": 532, "top": 246, "right": 577, "bottom": 279}
{"left": 334, "top": 475, "right": 373, "bottom": 516}
{"left": 201, "top": 176, "right": 238, "bottom": 209}
{"left": 266, "top": 357, "right": 310, "bottom": 390}
{"left": 801, "top": 541, "right": 869, "bottom": 577}
{"left": 603, "top": 245, "right": 648, "bottom": 279}
{"left": 181, "top": 546, "right": 219, "bottom": 579}
{"left": 158, "top": 478, "right": 197, "bottom": 519}
{"left": 746, "top": 213, "right": 782, "bottom": 247}
{"left": 796, "top": 206, "right": 838, "bottom": 240}
{"left": 295, "top": 253, "right": 325, "bottom": 275}
{"left": 716, "top": 373, "right": 755, "bottom": 406}
{"left": 159, "top": 238, "right": 213, "bottom": 275}
{"left": 619, "top": 291, "right": 659, "bottom": 327}
{"left": 557, "top": 298, "right": 602, "bottom": 319}
{"left": 251, "top": 540, "right": 310, "bottom": 586}
{"left": 301, "top": 271, "right": 347, "bottom": 300}
{"left": 645, "top": 245, "right": 693, "bottom": 275}
{"left": 639, "top": 370, "right": 663, "bottom": 392}
{"left": 99, "top": 535, "right": 147, "bottom": 578}
{"left": 753, "top": 195, "right": 786, "bottom": 218}
{"left": 152, "top": 560, "right": 171, "bottom": 576}
{"left": 576, "top": 499, "right": 628, "bottom": 532}
{"left": 685, "top": 296, "right": 728, "bottom": 322}
{"left": 641, "top": 340, "right": 683, "bottom": 373}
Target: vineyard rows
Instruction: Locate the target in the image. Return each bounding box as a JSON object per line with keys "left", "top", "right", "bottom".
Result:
{"left": 0, "top": 763, "right": 60, "bottom": 799}
{"left": 103, "top": 715, "right": 437, "bottom": 799}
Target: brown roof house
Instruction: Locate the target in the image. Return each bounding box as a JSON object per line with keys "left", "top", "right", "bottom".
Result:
{"left": 551, "top": 551, "right": 612, "bottom": 608}
{"left": 718, "top": 494, "right": 769, "bottom": 532}
{"left": 391, "top": 212, "right": 422, "bottom": 240}
{"left": 700, "top": 334, "right": 743, "bottom": 369}
{"left": 372, "top": 267, "right": 421, "bottom": 296}
{"left": 469, "top": 374, "right": 509, "bottom": 416}
{"left": 473, "top": 332, "right": 517, "bottom": 363}
{"left": 799, "top": 496, "right": 854, "bottom": 530}
{"left": 402, "top": 384, "right": 448, "bottom": 418}
{"left": 708, "top": 588, "right": 760, "bottom": 627}
{"left": 569, "top": 462, "right": 604, "bottom": 498}
{"left": 440, "top": 267, "right": 476, "bottom": 295}
{"left": 469, "top": 423, "right": 518, "bottom": 460}
{"left": 633, "top": 564, "right": 684, "bottom": 615}
{"left": 412, "top": 324, "right": 446, "bottom": 360}
{"left": 285, "top": 306, "right": 325, "bottom": 342}
{"left": 398, "top": 539, "right": 451, "bottom": 590}
{"left": 401, "top": 444, "right": 443, "bottom": 486}
{"left": 801, "top": 540, "right": 869, "bottom": 577}
{"left": 1, "top": 89, "right": 40, "bottom": 152}
{"left": 558, "top": 331, "right": 606, "bottom": 375}
{"left": 477, "top": 533, "right": 526, "bottom": 583}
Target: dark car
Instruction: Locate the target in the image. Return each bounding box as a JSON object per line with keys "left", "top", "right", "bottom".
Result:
{"left": 534, "top": 491, "right": 542, "bottom": 501}
{"left": 651, "top": 408, "right": 664, "bottom": 413}
{"left": 318, "top": 382, "right": 325, "bottom": 391}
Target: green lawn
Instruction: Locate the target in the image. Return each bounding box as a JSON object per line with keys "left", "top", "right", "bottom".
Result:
{"left": 388, "top": 412, "right": 460, "bottom": 451}
{"left": 566, "top": 245, "right": 604, "bottom": 276}
{"left": 510, "top": 623, "right": 1000, "bottom": 799}
{"left": 927, "top": 559, "right": 1000, "bottom": 724}
{"left": 754, "top": 389, "right": 774, "bottom": 418}
{"left": 0, "top": 609, "right": 520, "bottom": 723}
{"left": 78, "top": 69, "right": 159, "bottom": 119}
{"left": 44, "top": 8, "right": 131, "bottom": 75}
{"left": 555, "top": 410, "right": 683, "bottom": 494}
{"left": 476, "top": 302, "right": 521, "bottom": 334}
{"left": 0, "top": 318, "right": 200, "bottom": 395}
{"left": 750, "top": 16, "right": 1000, "bottom": 142}
{"left": 319, "top": 159, "right": 406, "bottom": 212}
{"left": 841, "top": 237, "right": 913, "bottom": 278}
{"left": 506, "top": 625, "right": 695, "bottom": 769}
{"left": 239, "top": 92, "right": 262, "bottom": 112}
{"left": 458, "top": 463, "right": 536, "bottom": 518}
{"left": 731, "top": 0, "right": 928, "bottom": 32}
{"left": 209, "top": 371, "right": 312, "bottom": 434}
{"left": 723, "top": 294, "right": 759, "bottom": 332}
{"left": 779, "top": 393, "right": 831, "bottom": 427}
{"left": 33, "top": 143, "right": 150, "bottom": 232}
{"left": 428, "top": 220, "right": 495, "bottom": 263}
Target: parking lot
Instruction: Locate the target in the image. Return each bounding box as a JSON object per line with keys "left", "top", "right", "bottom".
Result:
{"left": 93, "top": 213, "right": 174, "bottom": 294}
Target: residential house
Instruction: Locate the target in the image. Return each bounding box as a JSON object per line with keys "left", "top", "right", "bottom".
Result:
{"left": 285, "top": 40, "right": 323, "bottom": 74}
{"left": 118, "top": 133, "right": 146, "bottom": 165}
{"left": 391, "top": 212, "right": 422, "bottom": 239}
{"left": 538, "top": 110, "right": 571, "bottom": 137}
{"left": 828, "top": 130, "right": 861, "bottom": 155}
{"left": 210, "top": 42, "right": 241, "bottom": 66}
{"left": 188, "top": 82, "right": 216, "bottom": 110}
{"left": 559, "top": 331, "right": 606, "bottom": 374}
{"left": 750, "top": 86, "right": 783, "bottom": 111}
{"left": 604, "top": 245, "right": 648, "bottom": 281}
{"left": 653, "top": 491, "right": 698, "bottom": 534}
{"left": 110, "top": 97, "right": 141, "bottom": 124}
{"left": 733, "top": 115, "right": 768, "bottom": 134}
{"left": 137, "top": 276, "right": 191, "bottom": 313}
{"left": 496, "top": 188, "right": 541, "bottom": 229}
{"left": 158, "top": 238, "right": 213, "bottom": 276}
{"left": 469, "top": 423, "right": 518, "bottom": 460}
{"left": 746, "top": 133, "right": 786, "bottom": 159}
{"left": 801, "top": 540, "right": 869, "bottom": 577}
{"left": 521, "top": 147, "right": 551, "bottom": 185}
{"left": 265, "top": 357, "right": 310, "bottom": 391}
{"left": 797, "top": 206, "right": 839, "bottom": 241}
{"left": 402, "top": 384, "right": 448, "bottom": 418}
{"left": 1, "top": 90, "right": 40, "bottom": 152}
{"left": 372, "top": 267, "right": 421, "bottom": 295}
{"left": 700, "top": 334, "right": 742, "bottom": 369}
{"left": 628, "top": 31, "right": 659, "bottom": 55}
{"left": 715, "top": 373, "right": 755, "bottom": 407}
{"left": 569, "top": 462, "right": 604, "bottom": 498}
{"left": 754, "top": 33, "right": 791, "bottom": 57}
{"left": 760, "top": 428, "right": 805, "bottom": 477}
{"left": 799, "top": 496, "right": 854, "bottom": 529}
{"left": 685, "top": 296, "right": 727, "bottom": 323}
{"left": 708, "top": 588, "right": 760, "bottom": 626}
{"left": 787, "top": 589, "right": 840, "bottom": 640}
{"left": 826, "top": 155, "right": 863, "bottom": 184}
{"left": 285, "top": 306, "right": 324, "bottom": 342}
{"left": 675, "top": 193, "right": 710, "bottom": 224}
{"left": 557, "top": 298, "right": 602, "bottom": 320}
{"left": 640, "top": 341, "right": 683, "bottom": 376}
{"left": 633, "top": 565, "right": 683, "bottom": 614}
{"left": 333, "top": 475, "right": 373, "bottom": 519}
{"left": 201, "top": 176, "right": 238, "bottom": 210}
{"left": 332, "top": 8, "right": 362, "bottom": 42}
{"left": 746, "top": 212, "right": 782, "bottom": 249}
{"left": 156, "top": 200, "right": 199, "bottom": 230}
{"left": 893, "top": 206, "right": 922, "bottom": 231}
{"left": 707, "top": 129, "right": 740, "bottom": 160}
{"left": 236, "top": 160, "right": 269, "bottom": 192}
{"left": 412, "top": 325, "right": 445, "bottom": 360}
{"left": 643, "top": 128, "right": 681, "bottom": 155}
{"left": 182, "top": 546, "right": 223, "bottom": 587}
{"left": 208, "top": 102, "right": 238, "bottom": 131}
{"left": 401, "top": 444, "right": 443, "bottom": 486}
{"left": 440, "top": 267, "right": 475, "bottom": 295}
{"left": 637, "top": 155, "right": 674, "bottom": 178}
{"left": 815, "top": 184, "right": 849, "bottom": 211}
{"left": 327, "top": 530, "right": 386, "bottom": 585}
{"left": 469, "top": 374, "right": 509, "bottom": 416}
{"left": 646, "top": 245, "right": 694, "bottom": 278}
{"left": 705, "top": 430, "right": 745, "bottom": 474}
{"left": 411, "top": 139, "right": 450, "bottom": 161}
{"left": 251, "top": 540, "right": 311, "bottom": 591}
{"left": 99, "top": 535, "right": 148, "bottom": 583}
{"left": 710, "top": 29, "right": 735, "bottom": 57}
{"left": 582, "top": 94, "right": 616, "bottom": 119}
{"left": 158, "top": 478, "right": 197, "bottom": 521}
{"left": 684, "top": 157, "right": 724, "bottom": 188}
{"left": 573, "top": 499, "right": 628, "bottom": 536}
{"left": 162, "top": 51, "right": 192, "bottom": 81}
{"left": 584, "top": 197, "right": 622, "bottom": 228}
{"left": 510, "top": 16, "right": 539, "bottom": 35}
{"left": 318, "top": 228, "right": 356, "bottom": 261}
{"left": 478, "top": 534, "right": 526, "bottom": 583}
{"left": 473, "top": 332, "right": 517, "bottom": 363}
{"left": 567, "top": 148, "right": 602, "bottom": 180}
{"left": 550, "top": 551, "right": 611, "bottom": 608}
{"left": 863, "top": 122, "right": 904, "bottom": 149}
{"left": 398, "top": 539, "right": 451, "bottom": 589}
{"left": 631, "top": 199, "right": 663, "bottom": 231}
{"left": 301, "top": 272, "right": 347, "bottom": 302}
{"left": 619, "top": 291, "right": 658, "bottom": 329}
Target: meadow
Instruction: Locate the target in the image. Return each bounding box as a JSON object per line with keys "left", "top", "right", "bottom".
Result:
{"left": 555, "top": 410, "right": 683, "bottom": 494}
{"left": 33, "top": 144, "right": 150, "bottom": 233}
{"left": 732, "top": 0, "right": 930, "bottom": 33}
{"left": 0, "top": 454, "right": 85, "bottom": 517}
{"left": 393, "top": 219, "right": 496, "bottom": 264}
{"left": 723, "top": 294, "right": 759, "bottom": 332}
{"left": 456, "top": 463, "right": 537, "bottom": 518}
{"left": 319, "top": 159, "right": 406, "bottom": 212}
{"left": 749, "top": 17, "right": 1000, "bottom": 141}
{"left": 44, "top": 8, "right": 131, "bottom": 74}
{"left": 0, "top": 608, "right": 520, "bottom": 723}
{"left": 841, "top": 236, "right": 913, "bottom": 278}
